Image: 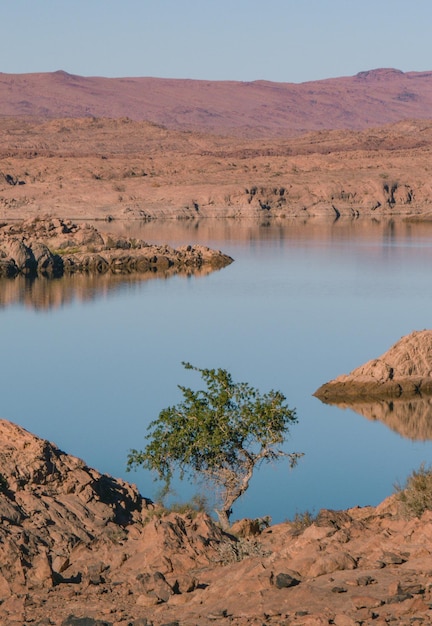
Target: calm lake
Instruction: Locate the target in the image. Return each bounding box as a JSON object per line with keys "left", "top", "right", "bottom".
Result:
{"left": 3, "top": 217, "right": 432, "bottom": 523}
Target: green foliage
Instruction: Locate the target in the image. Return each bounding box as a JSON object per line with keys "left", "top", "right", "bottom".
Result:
{"left": 128, "top": 362, "right": 302, "bottom": 527}
{"left": 395, "top": 463, "right": 432, "bottom": 518}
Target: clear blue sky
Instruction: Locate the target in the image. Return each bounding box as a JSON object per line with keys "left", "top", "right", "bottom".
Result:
{"left": 2, "top": 0, "right": 431, "bottom": 83}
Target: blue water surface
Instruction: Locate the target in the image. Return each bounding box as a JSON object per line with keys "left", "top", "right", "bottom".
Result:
{"left": 2, "top": 217, "right": 432, "bottom": 523}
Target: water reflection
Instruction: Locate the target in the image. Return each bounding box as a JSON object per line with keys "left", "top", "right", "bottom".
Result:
{"left": 5, "top": 216, "right": 432, "bottom": 310}
{"left": 324, "top": 396, "right": 432, "bottom": 441}
{"left": 99, "top": 215, "right": 432, "bottom": 249}
{"left": 0, "top": 265, "right": 219, "bottom": 310}
{"left": 4, "top": 215, "right": 432, "bottom": 521}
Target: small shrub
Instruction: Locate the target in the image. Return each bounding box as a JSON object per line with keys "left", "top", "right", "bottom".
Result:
{"left": 142, "top": 490, "right": 210, "bottom": 524}
{"left": 50, "top": 246, "right": 80, "bottom": 256}
{"left": 395, "top": 463, "right": 432, "bottom": 518}
{"left": 215, "top": 538, "right": 271, "bottom": 564}
{"left": 167, "top": 494, "right": 210, "bottom": 517}
{"left": 142, "top": 506, "right": 165, "bottom": 524}
{"left": 141, "top": 495, "right": 209, "bottom": 525}
{"left": 290, "top": 510, "right": 315, "bottom": 531}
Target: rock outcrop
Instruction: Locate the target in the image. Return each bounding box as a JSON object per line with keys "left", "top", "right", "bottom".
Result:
{"left": 1, "top": 418, "right": 432, "bottom": 625}
{"left": 0, "top": 419, "right": 232, "bottom": 624}
{"left": 314, "top": 330, "right": 432, "bottom": 401}
{"left": 0, "top": 217, "right": 233, "bottom": 278}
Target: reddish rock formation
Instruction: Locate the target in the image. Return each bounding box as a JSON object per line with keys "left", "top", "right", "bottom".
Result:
{"left": 0, "top": 418, "right": 432, "bottom": 625}
{"left": 2, "top": 113, "right": 432, "bottom": 220}
{"left": 0, "top": 217, "right": 233, "bottom": 278}
{"left": 314, "top": 330, "right": 432, "bottom": 401}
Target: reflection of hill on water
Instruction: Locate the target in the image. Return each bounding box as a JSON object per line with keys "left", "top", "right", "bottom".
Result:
{"left": 0, "top": 265, "right": 216, "bottom": 311}
{"left": 331, "top": 396, "right": 432, "bottom": 441}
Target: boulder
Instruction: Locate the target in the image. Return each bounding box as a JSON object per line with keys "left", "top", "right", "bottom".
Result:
{"left": 31, "top": 242, "right": 63, "bottom": 276}
{"left": 2, "top": 239, "right": 36, "bottom": 273}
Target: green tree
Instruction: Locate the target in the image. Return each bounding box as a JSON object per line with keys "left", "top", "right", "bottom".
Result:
{"left": 127, "top": 362, "right": 302, "bottom": 528}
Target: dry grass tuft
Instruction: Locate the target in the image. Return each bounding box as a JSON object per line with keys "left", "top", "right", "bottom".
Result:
{"left": 395, "top": 463, "right": 432, "bottom": 518}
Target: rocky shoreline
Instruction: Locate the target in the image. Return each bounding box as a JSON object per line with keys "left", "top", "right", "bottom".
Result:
{"left": 0, "top": 419, "right": 431, "bottom": 625}
{"left": 0, "top": 217, "right": 233, "bottom": 278}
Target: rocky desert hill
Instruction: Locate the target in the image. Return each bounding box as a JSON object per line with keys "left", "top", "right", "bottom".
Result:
{"left": 1, "top": 418, "right": 432, "bottom": 626}
{"left": 2, "top": 67, "right": 432, "bottom": 221}
{"left": 2, "top": 68, "right": 432, "bottom": 138}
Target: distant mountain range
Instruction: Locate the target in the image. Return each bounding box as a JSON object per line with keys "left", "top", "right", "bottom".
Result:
{"left": 1, "top": 68, "right": 432, "bottom": 137}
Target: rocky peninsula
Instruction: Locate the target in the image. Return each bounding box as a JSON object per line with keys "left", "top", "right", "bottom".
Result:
{"left": 314, "top": 330, "right": 432, "bottom": 402}
{"left": 0, "top": 217, "right": 233, "bottom": 278}
{"left": 0, "top": 418, "right": 431, "bottom": 626}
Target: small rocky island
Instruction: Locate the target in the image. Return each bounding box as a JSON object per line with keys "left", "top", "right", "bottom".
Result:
{"left": 314, "top": 330, "right": 432, "bottom": 401}
{"left": 0, "top": 217, "right": 233, "bottom": 278}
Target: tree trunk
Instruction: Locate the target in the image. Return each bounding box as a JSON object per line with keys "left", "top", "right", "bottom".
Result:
{"left": 215, "top": 507, "right": 231, "bottom": 531}
{"left": 216, "top": 460, "right": 255, "bottom": 530}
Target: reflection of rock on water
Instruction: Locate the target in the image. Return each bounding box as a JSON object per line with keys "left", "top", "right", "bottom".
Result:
{"left": 330, "top": 396, "right": 432, "bottom": 441}
{"left": 0, "top": 265, "right": 219, "bottom": 311}
{"left": 314, "top": 330, "right": 432, "bottom": 439}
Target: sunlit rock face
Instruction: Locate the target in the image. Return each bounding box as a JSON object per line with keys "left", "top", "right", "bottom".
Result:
{"left": 314, "top": 330, "right": 432, "bottom": 401}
